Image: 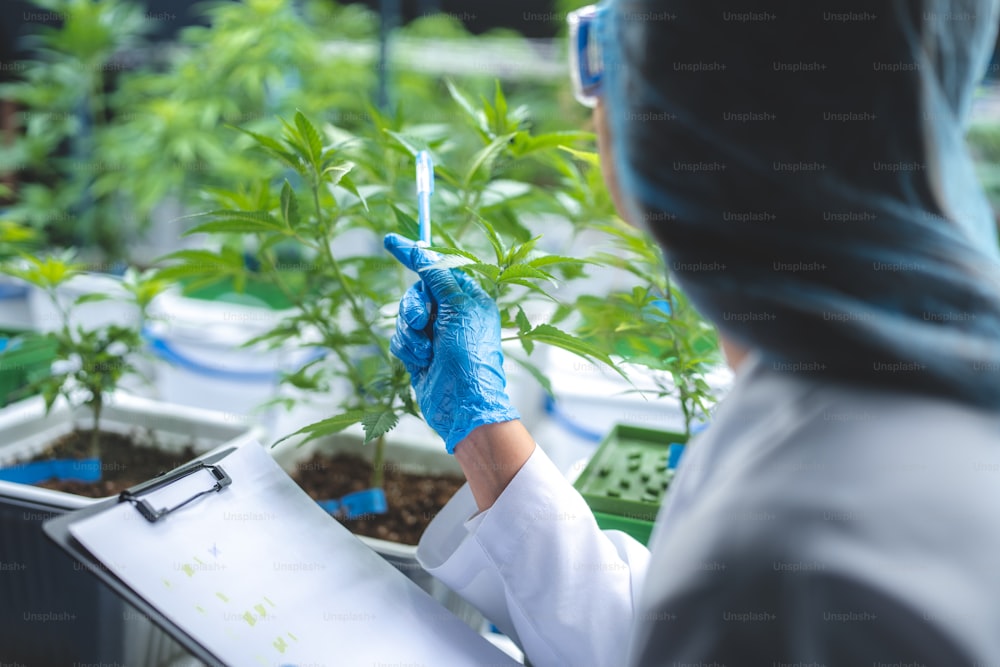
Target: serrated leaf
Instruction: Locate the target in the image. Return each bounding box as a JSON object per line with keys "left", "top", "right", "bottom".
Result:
{"left": 338, "top": 174, "right": 368, "bottom": 212}
{"left": 510, "top": 131, "right": 593, "bottom": 157}
{"left": 558, "top": 146, "right": 601, "bottom": 167}
{"left": 391, "top": 206, "right": 420, "bottom": 241}
{"left": 461, "top": 263, "right": 500, "bottom": 283}
{"left": 280, "top": 181, "right": 300, "bottom": 228}
{"left": 524, "top": 324, "right": 627, "bottom": 380}
{"left": 383, "top": 130, "right": 422, "bottom": 156}
{"left": 498, "top": 264, "right": 555, "bottom": 284}
{"left": 526, "top": 255, "right": 587, "bottom": 269}
{"left": 183, "top": 210, "right": 285, "bottom": 236}
{"left": 272, "top": 411, "right": 366, "bottom": 447}
{"left": 499, "top": 278, "right": 553, "bottom": 297}
{"left": 445, "top": 79, "right": 489, "bottom": 137}
{"left": 232, "top": 126, "right": 303, "bottom": 173}
{"left": 493, "top": 80, "right": 508, "bottom": 131}
{"left": 515, "top": 306, "right": 532, "bottom": 335}
{"left": 232, "top": 126, "right": 289, "bottom": 155}
{"left": 429, "top": 246, "right": 482, "bottom": 264}
{"left": 154, "top": 248, "right": 246, "bottom": 282}
{"left": 361, "top": 409, "right": 399, "bottom": 443}
{"left": 322, "top": 162, "right": 354, "bottom": 188}
{"left": 472, "top": 215, "right": 505, "bottom": 264}
{"left": 505, "top": 236, "right": 540, "bottom": 267}
{"left": 294, "top": 112, "right": 324, "bottom": 165}
{"left": 464, "top": 133, "right": 515, "bottom": 186}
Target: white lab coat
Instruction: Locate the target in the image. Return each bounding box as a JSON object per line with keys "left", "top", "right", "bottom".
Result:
{"left": 418, "top": 354, "right": 1000, "bottom": 666}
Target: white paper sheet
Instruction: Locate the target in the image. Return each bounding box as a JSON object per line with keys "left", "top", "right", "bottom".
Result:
{"left": 69, "top": 441, "right": 518, "bottom": 667}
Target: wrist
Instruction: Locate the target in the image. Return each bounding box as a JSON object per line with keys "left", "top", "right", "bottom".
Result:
{"left": 453, "top": 420, "right": 535, "bottom": 512}
{"left": 443, "top": 402, "right": 520, "bottom": 454}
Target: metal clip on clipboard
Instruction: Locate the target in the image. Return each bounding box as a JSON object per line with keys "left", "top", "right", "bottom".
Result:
{"left": 119, "top": 460, "right": 232, "bottom": 523}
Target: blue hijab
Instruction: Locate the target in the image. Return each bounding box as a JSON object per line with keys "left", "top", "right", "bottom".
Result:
{"left": 600, "top": 0, "right": 1000, "bottom": 407}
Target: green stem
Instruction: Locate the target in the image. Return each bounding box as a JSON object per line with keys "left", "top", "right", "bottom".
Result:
{"left": 370, "top": 433, "right": 386, "bottom": 490}
{"left": 259, "top": 240, "right": 366, "bottom": 391}
{"left": 311, "top": 176, "right": 391, "bottom": 365}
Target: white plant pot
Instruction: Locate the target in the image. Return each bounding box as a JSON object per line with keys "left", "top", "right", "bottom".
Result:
{"left": 145, "top": 291, "right": 315, "bottom": 434}
{"left": 0, "top": 391, "right": 262, "bottom": 666}
{"left": 269, "top": 429, "right": 486, "bottom": 632}
{"left": 532, "top": 348, "right": 734, "bottom": 473}
{"left": 29, "top": 272, "right": 139, "bottom": 334}
{"left": 502, "top": 341, "right": 549, "bottom": 432}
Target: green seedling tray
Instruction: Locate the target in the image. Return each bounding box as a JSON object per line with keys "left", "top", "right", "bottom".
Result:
{"left": 181, "top": 276, "right": 304, "bottom": 311}
{"left": 0, "top": 330, "right": 57, "bottom": 407}
{"left": 573, "top": 423, "right": 688, "bottom": 544}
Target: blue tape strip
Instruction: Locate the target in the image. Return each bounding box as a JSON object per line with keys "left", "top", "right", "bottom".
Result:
{"left": 318, "top": 487, "right": 388, "bottom": 519}
{"left": 0, "top": 458, "right": 102, "bottom": 484}
{"left": 666, "top": 443, "right": 685, "bottom": 470}
{"left": 0, "top": 284, "right": 29, "bottom": 300}
{"left": 145, "top": 334, "right": 279, "bottom": 382}
{"left": 145, "top": 331, "right": 326, "bottom": 383}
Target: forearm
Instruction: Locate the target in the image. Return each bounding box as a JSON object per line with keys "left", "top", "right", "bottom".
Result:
{"left": 453, "top": 420, "right": 535, "bottom": 512}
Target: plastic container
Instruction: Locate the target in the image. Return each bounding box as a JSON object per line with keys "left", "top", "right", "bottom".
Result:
{"left": 0, "top": 392, "right": 261, "bottom": 666}
{"left": 572, "top": 423, "right": 688, "bottom": 545}
{"left": 29, "top": 272, "right": 138, "bottom": 333}
{"left": 0, "top": 330, "right": 56, "bottom": 408}
{"left": 544, "top": 347, "right": 731, "bottom": 440}
{"left": 146, "top": 290, "right": 319, "bottom": 434}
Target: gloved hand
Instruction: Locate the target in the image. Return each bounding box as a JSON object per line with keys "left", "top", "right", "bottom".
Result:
{"left": 384, "top": 233, "right": 520, "bottom": 453}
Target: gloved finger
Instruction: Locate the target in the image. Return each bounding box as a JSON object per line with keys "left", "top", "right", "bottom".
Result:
{"left": 384, "top": 233, "right": 462, "bottom": 303}
{"left": 390, "top": 316, "right": 432, "bottom": 371}
{"left": 399, "top": 281, "right": 432, "bottom": 331}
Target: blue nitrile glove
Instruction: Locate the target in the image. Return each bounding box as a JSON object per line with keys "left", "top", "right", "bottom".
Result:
{"left": 384, "top": 233, "right": 520, "bottom": 453}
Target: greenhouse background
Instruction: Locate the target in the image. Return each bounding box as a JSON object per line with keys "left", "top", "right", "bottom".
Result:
{"left": 2, "top": 1, "right": 1000, "bottom": 665}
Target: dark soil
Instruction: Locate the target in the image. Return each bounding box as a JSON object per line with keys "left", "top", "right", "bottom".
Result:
{"left": 20, "top": 432, "right": 462, "bottom": 546}
{"left": 29, "top": 429, "right": 198, "bottom": 498}
{"left": 292, "top": 452, "right": 464, "bottom": 545}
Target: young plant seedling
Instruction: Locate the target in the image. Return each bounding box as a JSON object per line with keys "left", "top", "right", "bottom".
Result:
{"left": 0, "top": 255, "right": 166, "bottom": 455}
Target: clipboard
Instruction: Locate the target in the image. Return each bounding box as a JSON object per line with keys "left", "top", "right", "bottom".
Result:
{"left": 44, "top": 447, "right": 236, "bottom": 666}
{"left": 43, "top": 441, "right": 519, "bottom": 667}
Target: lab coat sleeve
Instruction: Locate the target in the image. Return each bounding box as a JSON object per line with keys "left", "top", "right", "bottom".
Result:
{"left": 417, "top": 445, "right": 650, "bottom": 667}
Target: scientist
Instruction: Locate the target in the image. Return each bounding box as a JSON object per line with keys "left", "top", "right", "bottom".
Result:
{"left": 384, "top": 1, "right": 1000, "bottom": 665}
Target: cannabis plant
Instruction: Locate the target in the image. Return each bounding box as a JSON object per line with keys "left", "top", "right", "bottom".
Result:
{"left": 0, "top": 255, "right": 165, "bottom": 454}
{"left": 575, "top": 219, "right": 721, "bottom": 438}
{"left": 0, "top": 0, "right": 149, "bottom": 258}
{"left": 160, "top": 82, "right": 623, "bottom": 493}
{"left": 0, "top": 220, "right": 37, "bottom": 260}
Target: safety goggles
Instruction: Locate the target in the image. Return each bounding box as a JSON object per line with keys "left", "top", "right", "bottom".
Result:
{"left": 567, "top": 4, "right": 605, "bottom": 108}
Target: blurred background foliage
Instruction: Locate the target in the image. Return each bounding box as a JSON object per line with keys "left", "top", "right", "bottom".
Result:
{"left": 0, "top": 0, "right": 589, "bottom": 262}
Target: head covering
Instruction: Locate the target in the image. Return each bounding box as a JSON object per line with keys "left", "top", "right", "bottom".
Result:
{"left": 599, "top": 0, "right": 1000, "bottom": 407}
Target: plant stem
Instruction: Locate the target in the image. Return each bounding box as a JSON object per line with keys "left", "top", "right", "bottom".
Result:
{"left": 370, "top": 433, "right": 386, "bottom": 490}
{"left": 258, "top": 246, "right": 365, "bottom": 389}
{"left": 311, "top": 177, "right": 392, "bottom": 365}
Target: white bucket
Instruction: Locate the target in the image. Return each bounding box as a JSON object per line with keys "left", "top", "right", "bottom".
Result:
{"left": 146, "top": 292, "right": 321, "bottom": 435}
{"left": 28, "top": 272, "right": 139, "bottom": 333}
{"left": 543, "top": 347, "right": 734, "bottom": 442}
